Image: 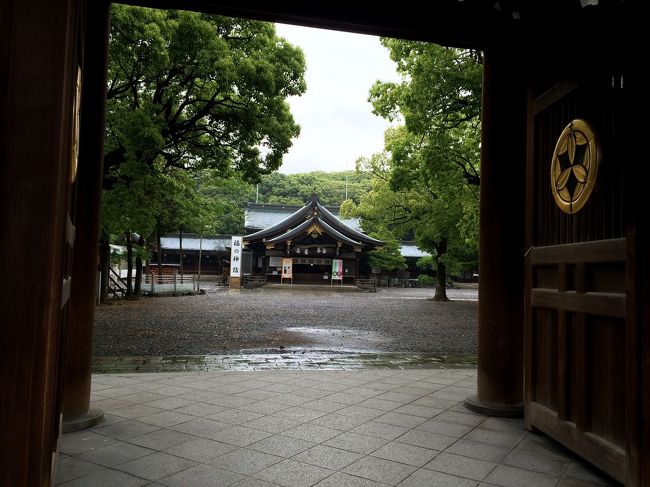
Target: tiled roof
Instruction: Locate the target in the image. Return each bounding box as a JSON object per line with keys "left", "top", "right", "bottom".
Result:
{"left": 245, "top": 202, "right": 362, "bottom": 232}
{"left": 265, "top": 216, "right": 362, "bottom": 247}
{"left": 158, "top": 235, "right": 429, "bottom": 258}
{"left": 160, "top": 236, "right": 230, "bottom": 251}
{"left": 243, "top": 194, "right": 381, "bottom": 250}
{"left": 400, "top": 242, "right": 430, "bottom": 258}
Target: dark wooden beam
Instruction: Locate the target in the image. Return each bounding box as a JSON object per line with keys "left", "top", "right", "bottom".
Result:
{"left": 116, "top": 0, "right": 625, "bottom": 54}
{"left": 529, "top": 239, "right": 626, "bottom": 266}
{"left": 122, "top": 0, "right": 508, "bottom": 48}
{"left": 530, "top": 290, "right": 626, "bottom": 318}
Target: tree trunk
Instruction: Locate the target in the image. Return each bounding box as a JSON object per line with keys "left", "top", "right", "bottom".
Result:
{"left": 99, "top": 232, "right": 110, "bottom": 303}
{"left": 134, "top": 235, "right": 144, "bottom": 296}
{"left": 179, "top": 228, "right": 184, "bottom": 276}
{"left": 433, "top": 238, "right": 450, "bottom": 302}
{"left": 126, "top": 231, "right": 133, "bottom": 297}
{"left": 156, "top": 223, "right": 163, "bottom": 276}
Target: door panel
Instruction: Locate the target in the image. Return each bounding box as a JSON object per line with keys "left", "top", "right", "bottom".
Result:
{"left": 524, "top": 72, "right": 629, "bottom": 483}
{"left": 526, "top": 239, "right": 627, "bottom": 481}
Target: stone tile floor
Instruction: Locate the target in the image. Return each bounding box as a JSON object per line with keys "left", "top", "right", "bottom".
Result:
{"left": 55, "top": 368, "right": 619, "bottom": 486}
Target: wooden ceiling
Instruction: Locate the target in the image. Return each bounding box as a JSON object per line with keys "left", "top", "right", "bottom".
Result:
{"left": 121, "top": 0, "right": 624, "bottom": 50}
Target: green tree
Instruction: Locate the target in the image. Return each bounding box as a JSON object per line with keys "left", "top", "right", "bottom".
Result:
{"left": 370, "top": 40, "right": 482, "bottom": 189}
{"left": 255, "top": 171, "right": 372, "bottom": 207}
{"left": 366, "top": 232, "right": 406, "bottom": 273}
{"left": 360, "top": 40, "right": 482, "bottom": 300}
{"left": 153, "top": 169, "right": 211, "bottom": 276}
{"left": 195, "top": 171, "right": 255, "bottom": 234}
{"left": 390, "top": 127, "right": 478, "bottom": 301}
{"left": 105, "top": 6, "right": 306, "bottom": 184}
{"left": 100, "top": 161, "right": 160, "bottom": 298}
{"left": 344, "top": 153, "right": 418, "bottom": 237}
{"left": 100, "top": 6, "right": 306, "bottom": 300}
{"left": 341, "top": 154, "right": 409, "bottom": 273}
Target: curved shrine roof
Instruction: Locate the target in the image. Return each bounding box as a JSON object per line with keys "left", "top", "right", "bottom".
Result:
{"left": 243, "top": 194, "right": 383, "bottom": 251}
{"left": 265, "top": 216, "right": 362, "bottom": 247}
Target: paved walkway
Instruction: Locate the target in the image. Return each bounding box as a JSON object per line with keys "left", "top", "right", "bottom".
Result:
{"left": 56, "top": 369, "right": 617, "bottom": 486}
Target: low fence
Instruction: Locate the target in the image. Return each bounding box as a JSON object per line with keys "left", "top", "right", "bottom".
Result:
{"left": 242, "top": 275, "right": 267, "bottom": 289}
{"left": 356, "top": 278, "right": 377, "bottom": 292}
{"left": 143, "top": 273, "right": 199, "bottom": 295}
{"left": 376, "top": 277, "right": 419, "bottom": 287}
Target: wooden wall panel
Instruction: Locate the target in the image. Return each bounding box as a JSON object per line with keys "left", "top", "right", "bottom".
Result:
{"left": 534, "top": 265, "right": 557, "bottom": 289}
{"left": 588, "top": 316, "right": 626, "bottom": 447}
{"left": 526, "top": 239, "right": 627, "bottom": 482}
{"left": 566, "top": 313, "right": 576, "bottom": 424}
{"left": 587, "top": 263, "right": 626, "bottom": 294}
{"left": 534, "top": 308, "right": 558, "bottom": 410}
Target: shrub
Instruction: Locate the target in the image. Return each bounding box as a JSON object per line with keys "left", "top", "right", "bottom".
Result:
{"left": 418, "top": 274, "right": 434, "bottom": 286}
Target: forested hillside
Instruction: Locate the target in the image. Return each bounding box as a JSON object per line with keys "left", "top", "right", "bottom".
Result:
{"left": 202, "top": 170, "right": 373, "bottom": 234}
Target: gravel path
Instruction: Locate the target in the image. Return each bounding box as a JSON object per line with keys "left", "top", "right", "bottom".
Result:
{"left": 94, "top": 286, "right": 477, "bottom": 356}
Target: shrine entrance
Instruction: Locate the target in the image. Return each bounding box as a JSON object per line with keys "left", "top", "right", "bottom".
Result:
{"left": 2, "top": 2, "right": 642, "bottom": 486}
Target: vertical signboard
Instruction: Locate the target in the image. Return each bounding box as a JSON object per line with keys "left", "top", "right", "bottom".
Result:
{"left": 281, "top": 257, "right": 293, "bottom": 284}
{"left": 230, "top": 236, "right": 242, "bottom": 278}
{"left": 331, "top": 258, "right": 343, "bottom": 284}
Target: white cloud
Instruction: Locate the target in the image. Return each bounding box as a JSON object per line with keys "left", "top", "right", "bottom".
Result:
{"left": 274, "top": 24, "right": 399, "bottom": 174}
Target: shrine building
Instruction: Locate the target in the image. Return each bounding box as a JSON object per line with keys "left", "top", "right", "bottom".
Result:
{"left": 243, "top": 194, "right": 383, "bottom": 284}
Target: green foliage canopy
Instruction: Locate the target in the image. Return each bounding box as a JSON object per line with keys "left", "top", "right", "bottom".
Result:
{"left": 354, "top": 40, "right": 483, "bottom": 297}
{"left": 102, "top": 6, "right": 307, "bottom": 240}
{"left": 105, "top": 6, "right": 306, "bottom": 185}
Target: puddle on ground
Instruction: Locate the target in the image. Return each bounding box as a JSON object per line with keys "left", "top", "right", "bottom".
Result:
{"left": 288, "top": 327, "right": 378, "bottom": 338}
{"left": 197, "top": 327, "right": 382, "bottom": 356}
{"left": 93, "top": 352, "right": 477, "bottom": 373}
{"left": 239, "top": 346, "right": 375, "bottom": 354}
{"left": 284, "top": 326, "right": 381, "bottom": 350}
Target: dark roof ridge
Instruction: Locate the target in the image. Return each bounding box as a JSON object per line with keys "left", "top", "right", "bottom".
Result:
{"left": 264, "top": 216, "right": 317, "bottom": 244}
{"left": 316, "top": 202, "right": 384, "bottom": 246}
{"left": 264, "top": 216, "right": 361, "bottom": 247}
{"left": 244, "top": 194, "right": 382, "bottom": 248}
{"left": 243, "top": 204, "right": 311, "bottom": 241}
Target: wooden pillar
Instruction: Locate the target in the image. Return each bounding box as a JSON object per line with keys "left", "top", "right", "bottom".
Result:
{"left": 0, "top": 0, "right": 84, "bottom": 484}
{"left": 62, "top": 0, "right": 110, "bottom": 431}
{"left": 464, "top": 48, "right": 526, "bottom": 416}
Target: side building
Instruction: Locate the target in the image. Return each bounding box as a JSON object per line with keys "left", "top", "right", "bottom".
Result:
{"left": 150, "top": 235, "right": 232, "bottom": 275}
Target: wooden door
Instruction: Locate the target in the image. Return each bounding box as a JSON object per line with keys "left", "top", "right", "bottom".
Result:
{"left": 524, "top": 68, "right": 634, "bottom": 483}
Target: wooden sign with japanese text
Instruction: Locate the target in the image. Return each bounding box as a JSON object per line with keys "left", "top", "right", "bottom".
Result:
{"left": 230, "top": 236, "right": 242, "bottom": 277}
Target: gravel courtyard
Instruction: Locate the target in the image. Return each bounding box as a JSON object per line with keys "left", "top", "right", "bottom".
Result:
{"left": 94, "top": 286, "right": 477, "bottom": 357}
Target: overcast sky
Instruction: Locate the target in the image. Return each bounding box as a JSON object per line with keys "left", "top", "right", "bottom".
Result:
{"left": 274, "top": 23, "right": 399, "bottom": 174}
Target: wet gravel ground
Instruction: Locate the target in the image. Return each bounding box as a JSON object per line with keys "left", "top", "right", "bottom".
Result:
{"left": 94, "top": 285, "right": 477, "bottom": 356}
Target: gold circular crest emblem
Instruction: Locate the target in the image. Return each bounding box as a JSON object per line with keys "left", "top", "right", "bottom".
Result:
{"left": 550, "top": 119, "right": 600, "bottom": 214}
{"left": 70, "top": 66, "right": 82, "bottom": 184}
